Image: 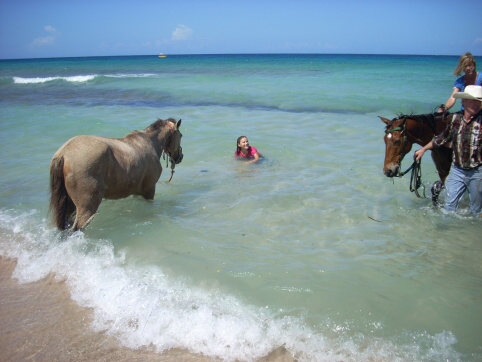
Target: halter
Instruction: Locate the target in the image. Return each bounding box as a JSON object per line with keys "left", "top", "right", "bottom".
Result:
{"left": 385, "top": 117, "right": 425, "bottom": 198}
{"left": 162, "top": 122, "right": 181, "bottom": 182}
{"left": 385, "top": 117, "right": 409, "bottom": 172}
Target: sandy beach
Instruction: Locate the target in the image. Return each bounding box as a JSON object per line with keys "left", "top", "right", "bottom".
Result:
{"left": 0, "top": 257, "right": 206, "bottom": 361}
{"left": 0, "top": 257, "right": 292, "bottom": 362}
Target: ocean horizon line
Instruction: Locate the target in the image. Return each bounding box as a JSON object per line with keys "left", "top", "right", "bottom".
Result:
{"left": 0, "top": 52, "right": 467, "bottom": 62}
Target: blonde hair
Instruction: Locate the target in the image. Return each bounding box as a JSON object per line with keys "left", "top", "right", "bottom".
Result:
{"left": 453, "top": 52, "right": 476, "bottom": 76}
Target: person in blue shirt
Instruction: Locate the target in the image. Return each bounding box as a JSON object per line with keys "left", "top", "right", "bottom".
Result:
{"left": 441, "top": 52, "right": 482, "bottom": 112}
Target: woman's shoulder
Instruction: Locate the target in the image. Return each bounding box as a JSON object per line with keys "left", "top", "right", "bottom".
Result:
{"left": 476, "top": 72, "right": 482, "bottom": 85}
{"left": 454, "top": 75, "right": 465, "bottom": 89}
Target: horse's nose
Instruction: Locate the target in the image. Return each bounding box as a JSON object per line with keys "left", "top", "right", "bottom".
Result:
{"left": 176, "top": 153, "right": 183, "bottom": 164}
{"left": 384, "top": 167, "right": 398, "bottom": 177}
{"left": 384, "top": 163, "right": 400, "bottom": 177}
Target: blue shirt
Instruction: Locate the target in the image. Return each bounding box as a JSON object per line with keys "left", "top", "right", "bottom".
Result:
{"left": 454, "top": 72, "right": 482, "bottom": 91}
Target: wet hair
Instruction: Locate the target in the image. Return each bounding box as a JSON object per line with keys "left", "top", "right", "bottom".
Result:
{"left": 236, "top": 135, "right": 247, "bottom": 154}
{"left": 453, "top": 52, "right": 476, "bottom": 76}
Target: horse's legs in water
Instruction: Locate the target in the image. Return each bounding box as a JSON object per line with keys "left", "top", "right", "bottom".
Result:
{"left": 431, "top": 180, "right": 444, "bottom": 205}
{"left": 71, "top": 212, "right": 98, "bottom": 232}
{"left": 64, "top": 197, "right": 76, "bottom": 228}
{"left": 140, "top": 178, "right": 157, "bottom": 200}
{"left": 69, "top": 186, "right": 103, "bottom": 231}
{"left": 141, "top": 186, "right": 156, "bottom": 200}
{"left": 430, "top": 147, "right": 452, "bottom": 205}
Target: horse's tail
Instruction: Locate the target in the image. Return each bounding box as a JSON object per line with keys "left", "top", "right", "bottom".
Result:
{"left": 49, "top": 156, "right": 69, "bottom": 230}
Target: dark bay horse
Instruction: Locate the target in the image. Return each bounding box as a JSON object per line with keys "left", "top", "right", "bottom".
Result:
{"left": 50, "top": 118, "right": 183, "bottom": 232}
{"left": 380, "top": 113, "right": 453, "bottom": 203}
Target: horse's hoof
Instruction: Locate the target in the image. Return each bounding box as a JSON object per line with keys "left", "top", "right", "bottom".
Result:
{"left": 431, "top": 181, "right": 444, "bottom": 205}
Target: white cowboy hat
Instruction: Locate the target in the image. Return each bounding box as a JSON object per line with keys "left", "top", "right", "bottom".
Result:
{"left": 453, "top": 85, "right": 482, "bottom": 101}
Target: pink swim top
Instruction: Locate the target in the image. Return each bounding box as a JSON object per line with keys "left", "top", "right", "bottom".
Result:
{"left": 234, "top": 146, "right": 259, "bottom": 158}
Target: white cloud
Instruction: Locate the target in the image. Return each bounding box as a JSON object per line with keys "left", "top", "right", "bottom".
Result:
{"left": 44, "top": 26, "right": 57, "bottom": 33}
{"left": 171, "top": 25, "right": 193, "bottom": 41}
{"left": 31, "top": 26, "right": 58, "bottom": 47}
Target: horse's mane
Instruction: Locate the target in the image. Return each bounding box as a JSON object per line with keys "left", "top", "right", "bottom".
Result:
{"left": 123, "top": 118, "right": 176, "bottom": 140}
{"left": 145, "top": 118, "right": 177, "bottom": 133}
{"left": 388, "top": 113, "right": 437, "bottom": 132}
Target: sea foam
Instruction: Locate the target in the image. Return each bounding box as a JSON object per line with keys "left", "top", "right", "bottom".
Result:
{"left": 13, "top": 75, "right": 96, "bottom": 84}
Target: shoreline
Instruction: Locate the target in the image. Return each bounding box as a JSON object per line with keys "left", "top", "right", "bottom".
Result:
{"left": 0, "top": 256, "right": 213, "bottom": 361}
{"left": 0, "top": 257, "right": 292, "bottom": 362}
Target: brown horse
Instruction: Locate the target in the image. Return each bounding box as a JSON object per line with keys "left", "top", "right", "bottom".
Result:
{"left": 49, "top": 118, "right": 183, "bottom": 231}
{"left": 380, "top": 113, "right": 453, "bottom": 203}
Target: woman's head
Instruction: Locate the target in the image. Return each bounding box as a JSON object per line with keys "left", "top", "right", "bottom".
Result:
{"left": 236, "top": 136, "right": 248, "bottom": 151}
{"left": 454, "top": 52, "right": 476, "bottom": 76}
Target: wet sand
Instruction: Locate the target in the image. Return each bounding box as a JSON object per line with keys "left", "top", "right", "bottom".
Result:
{"left": 0, "top": 257, "right": 292, "bottom": 362}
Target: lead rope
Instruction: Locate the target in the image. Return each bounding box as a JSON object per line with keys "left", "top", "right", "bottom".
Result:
{"left": 162, "top": 151, "right": 175, "bottom": 182}
{"left": 398, "top": 159, "right": 426, "bottom": 198}
{"left": 409, "top": 160, "right": 425, "bottom": 198}
{"left": 167, "top": 161, "right": 175, "bottom": 182}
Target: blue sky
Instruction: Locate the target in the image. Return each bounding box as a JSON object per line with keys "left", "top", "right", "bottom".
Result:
{"left": 1, "top": 0, "right": 481, "bottom": 59}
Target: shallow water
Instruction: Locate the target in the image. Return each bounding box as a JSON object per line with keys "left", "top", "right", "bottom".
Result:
{"left": 0, "top": 54, "right": 481, "bottom": 361}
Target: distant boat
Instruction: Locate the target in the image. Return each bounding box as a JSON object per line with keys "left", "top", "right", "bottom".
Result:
{"left": 158, "top": 53, "right": 167, "bottom": 58}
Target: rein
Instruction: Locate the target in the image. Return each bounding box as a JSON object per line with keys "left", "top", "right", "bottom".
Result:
{"left": 162, "top": 152, "right": 175, "bottom": 182}
{"left": 167, "top": 164, "right": 175, "bottom": 182}
{"left": 404, "top": 159, "right": 425, "bottom": 198}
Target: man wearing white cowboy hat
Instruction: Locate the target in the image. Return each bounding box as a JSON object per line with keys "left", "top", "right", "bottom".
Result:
{"left": 414, "top": 85, "right": 482, "bottom": 216}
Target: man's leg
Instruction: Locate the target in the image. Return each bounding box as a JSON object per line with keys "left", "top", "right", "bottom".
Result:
{"left": 467, "top": 168, "right": 482, "bottom": 216}
{"left": 444, "top": 166, "right": 467, "bottom": 212}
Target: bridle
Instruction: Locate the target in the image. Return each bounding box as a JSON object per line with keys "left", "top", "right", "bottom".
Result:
{"left": 385, "top": 117, "right": 425, "bottom": 197}
{"left": 385, "top": 117, "right": 409, "bottom": 175}
{"left": 162, "top": 124, "right": 183, "bottom": 182}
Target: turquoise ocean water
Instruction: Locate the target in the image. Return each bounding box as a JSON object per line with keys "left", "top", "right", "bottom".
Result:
{"left": 0, "top": 54, "right": 481, "bottom": 361}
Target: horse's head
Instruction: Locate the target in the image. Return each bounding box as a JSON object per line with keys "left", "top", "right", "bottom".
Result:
{"left": 380, "top": 116, "right": 413, "bottom": 177}
{"left": 164, "top": 119, "right": 183, "bottom": 164}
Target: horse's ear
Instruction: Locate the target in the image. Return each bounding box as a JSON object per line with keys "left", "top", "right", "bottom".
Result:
{"left": 379, "top": 116, "right": 390, "bottom": 125}
{"left": 177, "top": 119, "right": 182, "bottom": 129}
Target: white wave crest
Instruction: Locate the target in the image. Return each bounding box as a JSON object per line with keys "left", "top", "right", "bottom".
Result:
{"left": 104, "top": 73, "right": 156, "bottom": 78}
{"left": 13, "top": 75, "right": 96, "bottom": 84}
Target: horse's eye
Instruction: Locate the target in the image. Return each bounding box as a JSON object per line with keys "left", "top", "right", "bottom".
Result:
{"left": 394, "top": 140, "right": 401, "bottom": 146}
